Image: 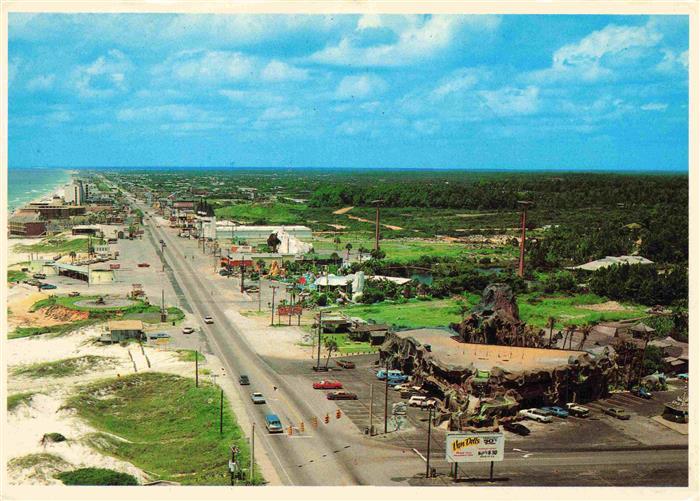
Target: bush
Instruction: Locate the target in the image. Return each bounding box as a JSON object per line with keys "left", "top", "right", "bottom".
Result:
{"left": 55, "top": 467, "right": 138, "bottom": 485}
{"left": 317, "top": 294, "right": 328, "bottom": 307}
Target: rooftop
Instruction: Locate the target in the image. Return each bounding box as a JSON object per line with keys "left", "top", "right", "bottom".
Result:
{"left": 108, "top": 320, "right": 144, "bottom": 331}
{"left": 569, "top": 255, "right": 653, "bottom": 272}
{"left": 394, "top": 328, "right": 583, "bottom": 372}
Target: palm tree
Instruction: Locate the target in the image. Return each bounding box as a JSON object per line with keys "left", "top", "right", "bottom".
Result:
{"left": 324, "top": 338, "right": 339, "bottom": 369}
{"left": 566, "top": 324, "right": 577, "bottom": 350}
{"left": 547, "top": 316, "right": 556, "bottom": 347}
{"left": 345, "top": 242, "right": 353, "bottom": 261}
{"left": 333, "top": 236, "right": 341, "bottom": 250}
{"left": 69, "top": 251, "right": 76, "bottom": 264}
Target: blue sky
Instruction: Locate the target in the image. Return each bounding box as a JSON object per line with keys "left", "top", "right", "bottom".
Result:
{"left": 8, "top": 14, "right": 689, "bottom": 170}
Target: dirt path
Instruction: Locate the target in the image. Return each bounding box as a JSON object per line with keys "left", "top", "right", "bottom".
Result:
{"left": 332, "top": 206, "right": 354, "bottom": 215}
{"left": 345, "top": 215, "right": 403, "bottom": 231}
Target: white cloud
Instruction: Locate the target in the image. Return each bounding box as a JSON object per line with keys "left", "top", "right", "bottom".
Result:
{"left": 478, "top": 86, "right": 540, "bottom": 116}
{"left": 335, "top": 75, "right": 387, "bottom": 100}
{"left": 153, "top": 50, "right": 255, "bottom": 84}
{"left": 26, "top": 74, "right": 55, "bottom": 92}
{"left": 656, "top": 48, "right": 688, "bottom": 72}
{"left": 336, "top": 119, "right": 371, "bottom": 136}
{"left": 259, "top": 106, "right": 303, "bottom": 121}
{"left": 72, "top": 49, "right": 133, "bottom": 98}
{"left": 641, "top": 102, "right": 668, "bottom": 111}
{"left": 219, "top": 89, "right": 284, "bottom": 106}
{"left": 260, "top": 60, "right": 309, "bottom": 82}
{"left": 413, "top": 119, "right": 439, "bottom": 135}
{"left": 310, "top": 15, "right": 500, "bottom": 67}
{"left": 117, "top": 104, "right": 223, "bottom": 123}
{"left": 431, "top": 68, "right": 481, "bottom": 99}
{"left": 526, "top": 22, "right": 663, "bottom": 84}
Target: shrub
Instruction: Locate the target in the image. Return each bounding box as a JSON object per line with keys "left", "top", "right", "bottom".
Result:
{"left": 55, "top": 467, "right": 138, "bottom": 486}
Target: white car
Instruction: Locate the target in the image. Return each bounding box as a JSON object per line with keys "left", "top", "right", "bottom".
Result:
{"left": 204, "top": 316, "right": 214, "bottom": 324}
{"left": 518, "top": 408, "right": 553, "bottom": 423}
{"left": 408, "top": 395, "right": 436, "bottom": 408}
{"left": 182, "top": 326, "right": 195, "bottom": 334}
{"left": 393, "top": 384, "right": 410, "bottom": 392}
{"left": 250, "top": 392, "right": 266, "bottom": 404}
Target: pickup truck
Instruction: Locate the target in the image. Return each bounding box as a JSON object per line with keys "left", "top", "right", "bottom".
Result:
{"left": 408, "top": 395, "right": 436, "bottom": 408}
{"left": 566, "top": 403, "right": 590, "bottom": 418}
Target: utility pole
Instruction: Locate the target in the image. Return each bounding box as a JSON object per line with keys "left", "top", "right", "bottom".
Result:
{"left": 426, "top": 406, "right": 433, "bottom": 478}
{"left": 195, "top": 350, "right": 199, "bottom": 388}
{"left": 316, "top": 309, "right": 323, "bottom": 370}
{"left": 517, "top": 200, "right": 533, "bottom": 277}
{"left": 250, "top": 423, "right": 255, "bottom": 484}
{"left": 258, "top": 277, "right": 263, "bottom": 312}
{"left": 240, "top": 256, "right": 245, "bottom": 294}
{"left": 160, "top": 289, "right": 166, "bottom": 323}
{"left": 368, "top": 383, "right": 374, "bottom": 436}
{"left": 371, "top": 199, "right": 384, "bottom": 251}
{"left": 384, "top": 358, "right": 389, "bottom": 434}
{"left": 270, "top": 285, "right": 278, "bottom": 326}
{"left": 219, "top": 386, "right": 224, "bottom": 436}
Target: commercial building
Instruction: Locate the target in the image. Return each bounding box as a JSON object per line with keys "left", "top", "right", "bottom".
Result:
{"left": 8, "top": 213, "right": 47, "bottom": 237}
{"left": 64, "top": 180, "right": 86, "bottom": 205}
{"left": 215, "top": 223, "right": 312, "bottom": 242}
{"left": 101, "top": 320, "right": 144, "bottom": 343}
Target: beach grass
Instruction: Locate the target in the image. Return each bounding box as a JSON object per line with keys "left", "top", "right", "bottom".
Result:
{"left": 14, "top": 237, "right": 93, "bottom": 254}
{"left": 55, "top": 467, "right": 138, "bottom": 486}
{"left": 67, "top": 372, "right": 264, "bottom": 485}
{"left": 7, "top": 391, "right": 37, "bottom": 411}
{"left": 12, "top": 355, "right": 118, "bottom": 379}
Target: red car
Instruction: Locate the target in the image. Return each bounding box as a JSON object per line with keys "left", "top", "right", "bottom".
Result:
{"left": 137, "top": 263, "right": 150, "bottom": 268}
{"left": 327, "top": 391, "right": 357, "bottom": 400}
{"left": 313, "top": 380, "right": 343, "bottom": 390}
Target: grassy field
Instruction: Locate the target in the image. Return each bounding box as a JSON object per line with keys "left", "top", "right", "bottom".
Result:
{"left": 30, "top": 295, "right": 185, "bottom": 324}
{"left": 68, "top": 372, "right": 263, "bottom": 485}
{"left": 335, "top": 293, "right": 647, "bottom": 330}
{"left": 7, "top": 391, "right": 37, "bottom": 411}
{"left": 9, "top": 319, "right": 99, "bottom": 340}
{"left": 307, "top": 333, "right": 378, "bottom": 355}
{"left": 214, "top": 202, "right": 306, "bottom": 224}
{"left": 8, "top": 453, "right": 70, "bottom": 471}
{"left": 12, "top": 356, "right": 117, "bottom": 379}
{"left": 14, "top": 237, "right": 93, "bottom": 254}
{"left": 176, "top": 349, "right": 206, "bottom": 362}
{"left": 7, "top": 269, "right": 29, "bottom": 283}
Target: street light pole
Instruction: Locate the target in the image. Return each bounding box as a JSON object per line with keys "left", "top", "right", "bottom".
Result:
{"left": 426, "top": 406, "right": 433, "bottom": 478}
{"left": 316, "top": 309, "right": 323, "bottom": 370}
{"left": 368, "top": 383, "right": 374, "bottom": 436}
{"left": 270, "top": 285, "right": 278, "bottom": 326}
{"left": 384, "top": 358, "right": 389, "bottom": 434}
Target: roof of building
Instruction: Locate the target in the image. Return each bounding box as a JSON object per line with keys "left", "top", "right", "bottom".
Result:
{"left": 367, "top": 275, "right": 413, "bottom": 285}
{"left": 569, "top": 255, "right": 654, "bottom": 271}
{"left": 314, "top": 274, "right": 353, "bottom": 287}
{"left": 53, "top": 262, "right": 88, "bottom": 273}
{"left": 215, "top": 223, "right": 311, "bottom": 232}
{"left": 108, "top": 320, "right": 144, "bottom": 331}
{"left": 9, "top": 213, "right": 43, "bottom": 223}
{"left": 393, "top": 328, "right": 583, "bottom": 372}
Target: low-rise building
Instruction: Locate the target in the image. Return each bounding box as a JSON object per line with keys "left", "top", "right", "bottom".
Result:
{"left": 101, "top": 320, "right": 144, "bottom": 343}
{"left": 9, "top": 213, "right": 47, "bottom": 237}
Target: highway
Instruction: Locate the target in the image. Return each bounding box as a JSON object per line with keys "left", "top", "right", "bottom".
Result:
{"left": 129, "top": 195, "right": 372, "bottom": 486}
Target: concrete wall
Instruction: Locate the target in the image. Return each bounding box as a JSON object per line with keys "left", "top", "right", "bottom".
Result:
{"left": 89, "top": 269, "right": 115, "bottom": 284}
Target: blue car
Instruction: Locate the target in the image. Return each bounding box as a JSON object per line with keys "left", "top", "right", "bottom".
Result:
{"left": 631, "top": 387, "right": 652, "bottom": 399}
{"left": 376, "top": 369, "right": 404, "bottom": 380}
{"left": 541, "top": 406, "right": 569, "bottom": 418}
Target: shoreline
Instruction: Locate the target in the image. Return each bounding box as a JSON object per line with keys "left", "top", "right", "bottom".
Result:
{"left": 8, "top": 169, "right": 74, "bottom": 216}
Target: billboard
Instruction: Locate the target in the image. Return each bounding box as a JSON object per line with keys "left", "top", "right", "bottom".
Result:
{"left": 445, "top": 432, "right": 504, "bottom": 463}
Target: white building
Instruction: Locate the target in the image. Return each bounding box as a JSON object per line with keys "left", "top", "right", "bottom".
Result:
{"left": 64, "top": 180, "right": 85, "bottom": 205}
{"left": 215, "top": 223, "right": 312, "bottom": 243}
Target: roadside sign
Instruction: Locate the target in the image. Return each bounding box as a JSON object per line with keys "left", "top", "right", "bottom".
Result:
{"left": 445, "top": 432, "right": 504, "bottom": 463}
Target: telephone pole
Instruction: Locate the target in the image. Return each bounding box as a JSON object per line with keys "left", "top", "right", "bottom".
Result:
{"left": 240, "top": 255, "right": 246, "bottom": 293}
{"left": 315, "top": 309, "right": 324, "bottom": 370}
{"left": 426, "top": 406, "right": 433, "bottom": 478}
{"left": 368, "top": 384, "right": 374, "bottom": 436}
{"left": 270, "top": 285, "right": 278, "bottom": 326}
{"left": 384, "top": 358, "right": 389, "bottom": 434}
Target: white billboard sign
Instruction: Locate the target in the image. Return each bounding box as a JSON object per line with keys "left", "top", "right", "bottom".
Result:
{"left": 446, "top": 432, "right": 504, "bottom": 463}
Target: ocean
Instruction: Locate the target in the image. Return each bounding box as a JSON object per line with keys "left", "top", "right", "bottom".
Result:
{"left": 7, "top": 167, "right": 73, "bottom": 212}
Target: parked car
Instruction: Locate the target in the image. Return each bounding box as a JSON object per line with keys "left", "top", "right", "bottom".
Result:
{"left": 219, "top": 269, "right": 232, "bottom": 276}
{"left": 148, "top": 332, "right": 171, "bottom": 340}
{"left": 327, "top": 391, "right": 358, "bottom": 400}
{"left": 387, "top": 374, "right": 409, "bottom": 384}
{"left": 376, "top": 369, "right": 404, "bottom": 380}
{"left": 336, "top": 360, "right": 356, "bottom": 369}
{"left": 182, "top": 326, "right": 195, "bottom": 334}
{"left": 604, "top": 407, "right": 631, "bottom": 420}
{"left": 503, "top": 422, "right": 531, "bottom": 436}
{"left": 408, "top": 395, "right": 436, "bottom": 408}
{"left": 33, "top": 273, "right": 46, "bottom": 279}
{"left": 250, "top": 392, "right": 266, "bottom": 404}
{"left": 678, "top": 373, "right": 688, "bottom": 381}
{"left": 313, "top": 380, "right": 343, "bottom": 390}
{"left": 204, "top": 316, "right": 214, "bottom": 324}
{"left": 68, "top": 291, "right": 81, "bottom": 297}
{"left": 393, "top": 383, "right": 410, "bottom": 392}
{"left": 631, "top": 387, "right": 652, "bottom": 399}
{"left": 541, "top": 406, "right": 569, "bottom": 418}
{"left": 265, "top": 414, "right": 283, "bottom": 433}
{"left": 239, "top": 375, "right": 250, "bottom": 385}
{"left": 518, "top": 408, "right": 553, "bottom": 423}
{"left": 137, "top": 262, "right": 150, "bottom": 268}
{"left": 566, "top": 403, "right": 590, "bottom": 418}
{"left": 40, "top": 283, "right": 57, "bottom": 290}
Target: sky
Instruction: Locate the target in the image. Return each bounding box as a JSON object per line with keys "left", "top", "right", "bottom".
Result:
{"left": 8, "top": 14, "right": 689, "bottom": 171}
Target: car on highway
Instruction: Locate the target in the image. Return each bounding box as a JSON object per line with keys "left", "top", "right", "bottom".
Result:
{"left": 137, "top": 262, "right": 150, "bottom": 268}
{"left": 566, "top": 403, "right": 590, "bottom": 418}
{"left": 631, "top": 387, "right": 652, "bottom": 399}
{"left": 148, "top": 332, "right": 171, "bottom": 340}
{"left": 503, "top": 422, "right": 531, "bottom": 436}
{"left": 68, "top": 291, "right": 81, "bottom": 297}
{"left": 408, "top": 395, "right": 436, "bottom": 408}
{"left": 40, "top": 283, "right": 57, "bottom": 290}
{"left": 541, "top": 406, "right": 569, "bottom": 418}
{"left": 182, "top": 326, "right": 195, "bottom": 334}
{"left": 327, "top": 391, "right": 358, "bottom": 400}
{"left": 33, "top": 273, "right": 47, "bottom": 279}
{"left": 376, "top": 369, "right": 404, "bottom": 380}
{"left": 204, "top": 316, "right": 214, "bottom": 324}
{"left": 336, "top": 360, "right": 356, "bottom": 369}
{"left": 313, "top": 380, "right": 343, "bottom": 390}
{"left": 250, "top": 392, "right": 266, "bottom": 404}
{"left": 518, "top": 408, "right": 553, "bottom": 423}
{"left": 265, "top": 414, "right": 284, "bottom": 433}
{"left": 604, "top": 407, "right": 631, "bottom": 420}
{"left": 239, "top": 375, "right": 250, "bottom": 385}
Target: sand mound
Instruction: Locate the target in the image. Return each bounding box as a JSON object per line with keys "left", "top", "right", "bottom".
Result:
{"left": 42, "top": 305, "right": 90, "bottom": 322}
